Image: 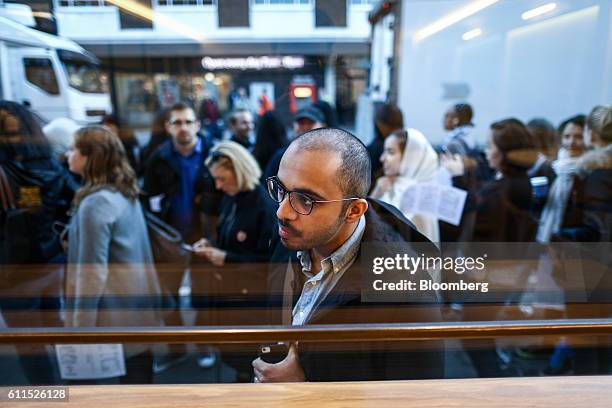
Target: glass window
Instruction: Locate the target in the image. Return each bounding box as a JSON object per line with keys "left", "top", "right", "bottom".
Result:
{"left": 58, "top": 49, "right": 109, "bottom": 94}
{"left": 254, "top": 0, "right": 311, "bottom": 4}
{"left": 23, "top": 57, "right": 60, "bottom": 95}
{"left": 156, "top": 0, "right": 215, "bottom": 5}
{"left": 58, "top": 0, "right": 105, "bottom": 6}
{"left": 2, "top": 0, "right": 611, "bottom": 392}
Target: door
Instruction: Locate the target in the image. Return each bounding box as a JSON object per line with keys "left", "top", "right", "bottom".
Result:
{"left": 7, "top": 46, "right": 68, "bottom": 121}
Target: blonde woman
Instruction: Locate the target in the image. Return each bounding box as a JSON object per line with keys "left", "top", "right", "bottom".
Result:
{"left": 193, "top": 140, "right": 276, "bottom": 265}
{"left": 65, "top": 125, "right": 161, "bottom": 383}
{"left": 192, "top": 140, "right": 276, "bottom": 381}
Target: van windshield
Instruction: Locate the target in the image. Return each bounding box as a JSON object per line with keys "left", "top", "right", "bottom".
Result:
{"left": 57, "top": 49, "right": 108, "bottom": 94}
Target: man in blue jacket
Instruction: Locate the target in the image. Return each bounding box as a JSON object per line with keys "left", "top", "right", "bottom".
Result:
{"left": 142, "top": 102, "right": 221, "bottom": 370}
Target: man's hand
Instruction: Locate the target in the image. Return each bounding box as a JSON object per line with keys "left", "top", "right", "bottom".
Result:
{"left": 252, "top": 343, "right": 305, "bottom": 383}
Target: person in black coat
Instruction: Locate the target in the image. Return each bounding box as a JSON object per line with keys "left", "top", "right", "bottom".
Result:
{"left": 193, "top": 140, "right": 276, "bottom": 265}
{"left": 252, "top": 111, "right": 287, "bottom": 175}
{"left": 367, "top": 103, "right": 404, "bottom": 187}
{"left": 192, "top": 140, "right": 277, "bottom": 381}
{"left": 252, "top": 128, "right": 444, "bottom": 383}
{"left": 0, "top": 101, "right": 78, "bottom": 385}
{"left": 555, "top": 105, "right": 612, "bottom": 375}
{"left": 442, "top": 119, "right": 539, "bottom": 377}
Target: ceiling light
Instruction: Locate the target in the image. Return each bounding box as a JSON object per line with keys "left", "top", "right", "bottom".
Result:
{"left": 522, "top": 3, "right": 557, "bottom": 20}
{"left": 462, "top": 28, "right": 482, "bottom": 41}
{"left": 413, "top": 0, "right": 498, "bottom": 42}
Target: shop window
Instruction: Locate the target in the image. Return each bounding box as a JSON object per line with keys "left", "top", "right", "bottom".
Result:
{"left": 58, "top": 0, "right": 105, "bottom": 6}
{"left": 254, "top": 0, "right": 310, "bottom": 4}
{"left": 119, "top": 0, "right": 153, "bottom": 29}
{"left": 57, "top": 1, "right": 118, "bottom": 6}
{"left": 157, "top": 0, "right": 214, "bottom": 4}
{"left": 165, "top": 0, "right": 196, "bottom": 5}
{"left": 23, "top": 57, "right": 60, "bottom": 95}
{"left": 218, "top": 0, "right": 249, "bottom": 27}
{"left": 255, "top": 0, "right": 310, "bottom": 4}
{"left": 315, "top": 0, "right": 346, "bottom": 27}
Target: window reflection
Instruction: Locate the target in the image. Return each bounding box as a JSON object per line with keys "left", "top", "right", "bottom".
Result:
{"left": 0, "top": 0, "right": 610, "bottom": 388}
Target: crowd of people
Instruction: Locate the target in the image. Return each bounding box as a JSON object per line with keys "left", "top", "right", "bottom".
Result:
{"left": 0, "top": 96, "right": 610, "bottom": 385}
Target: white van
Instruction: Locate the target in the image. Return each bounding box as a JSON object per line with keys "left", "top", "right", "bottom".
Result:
{"left": 0, "top": 4, "right": 111, "bottom": 124}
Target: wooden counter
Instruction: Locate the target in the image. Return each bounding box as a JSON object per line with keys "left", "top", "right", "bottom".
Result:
{"left": 4, "top": 376, "right": 611, "bottom": 407}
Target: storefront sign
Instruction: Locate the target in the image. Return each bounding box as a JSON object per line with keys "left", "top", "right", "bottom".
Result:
{"left": 201, "top": 56, "right": 305, "bottom": 70}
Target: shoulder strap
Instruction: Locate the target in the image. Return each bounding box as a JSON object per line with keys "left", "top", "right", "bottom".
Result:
{"left": 0, "top": 165, "right": 16, "bottom": 211}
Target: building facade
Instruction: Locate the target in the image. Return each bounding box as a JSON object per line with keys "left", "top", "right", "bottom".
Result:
{"left": 51, "top": 0, "right": 376, "bottom": 127}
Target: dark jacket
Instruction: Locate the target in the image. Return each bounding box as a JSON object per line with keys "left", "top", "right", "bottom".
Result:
{"left": 466, "top": 174, "right": 537, "bottom": 242}
{"left": 142, "top": 138, "right": 221, "bottom": 239}
{"left": 263, "top": 147, "right": 287, "bottom": 180}
{"left": 267, "top": 199, "right": 444, "bottom": 381}
{"left": 0, "top": 158, "right": 77, "bottom": 265}
{"left": 217, "top": 185, "right": 277, "bottom": 263}
{"left": 366, "top": 129, "right": 385, "bottom": 184}
{"left": 440, "top": 138, "right": 494, "bottom": 243}
{"left": 555, "top": 147, "right": 612, "bottom": 376}
{"left": 560, "top": 146, "right": 612, "bottom": 243}
{"left": 193, "top": 185, "right": 277, "bottom": 329}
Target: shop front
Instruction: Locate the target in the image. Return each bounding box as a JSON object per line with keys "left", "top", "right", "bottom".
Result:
{"left": 103, "top": 54, "right": 328, "bottom": 130}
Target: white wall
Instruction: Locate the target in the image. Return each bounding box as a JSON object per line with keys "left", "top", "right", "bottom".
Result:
{"left": 370, "top": 13, "right": 395, "bottom": 101}
{"left": 396, "top": 0, "right": 612, "bottom": 146}
{"left": 55, "top": 4, "right": 371, "bottom": 44}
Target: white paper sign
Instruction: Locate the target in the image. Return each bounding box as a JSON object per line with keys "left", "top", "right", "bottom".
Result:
{"left": 56, "top": 344, "right": 126, "bottom": 380}
{"left": 400, "top": 182, "right": 467, "bottom": 226}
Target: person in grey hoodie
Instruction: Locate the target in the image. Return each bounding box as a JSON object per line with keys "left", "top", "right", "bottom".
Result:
{"left": 65, "top": 125, "right": 161, "bottom": 384}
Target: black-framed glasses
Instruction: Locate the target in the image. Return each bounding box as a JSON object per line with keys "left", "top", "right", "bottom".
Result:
{"left": 266, "top": 176, "right": 360, "bottom": 215}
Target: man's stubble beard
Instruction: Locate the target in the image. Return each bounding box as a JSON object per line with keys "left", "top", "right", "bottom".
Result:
{"left": 280, "top": 211, "right": 346, "bottom": 252}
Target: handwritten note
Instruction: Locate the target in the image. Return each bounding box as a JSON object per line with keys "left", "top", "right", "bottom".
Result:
{"left": 56, "top": 344, "right": 126, "bottom": 380}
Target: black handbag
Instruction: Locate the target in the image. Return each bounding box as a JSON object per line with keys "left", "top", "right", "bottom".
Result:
{"left": 144, "top": 210, "right": 190, "bottom": 267}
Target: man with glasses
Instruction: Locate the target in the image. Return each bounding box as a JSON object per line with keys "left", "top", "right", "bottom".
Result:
{"left": 143, "top": 102, "right": 220, "bottom": 371}
{"left": 144, "top": 102, "right": 219, "bottom": 241}
{"left": 252, "top": 127, "right": 444, "bottom": 382}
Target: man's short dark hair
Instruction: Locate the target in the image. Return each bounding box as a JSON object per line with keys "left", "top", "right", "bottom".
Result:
{"left": 229, "top": 109, "right": 251, "bottom": 125}
{"left": 169, "top": 102, "right": 193, "bottom": 114}
{"left": 453, "top": 103, "right": 473, "bottom": 126}
{"left": 375, "top": 103, "right": 404, "bottom": 130}
{"left": 291, "top": 128, "right": 371, "bottom": 198}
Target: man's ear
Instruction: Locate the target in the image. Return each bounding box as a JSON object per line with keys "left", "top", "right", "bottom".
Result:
{"left": 345, "top": 199, "right": 368, "bottom": 222}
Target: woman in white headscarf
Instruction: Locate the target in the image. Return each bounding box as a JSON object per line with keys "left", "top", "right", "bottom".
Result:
{"left": 371, "top": 128, "right": 440, "bottom": 243}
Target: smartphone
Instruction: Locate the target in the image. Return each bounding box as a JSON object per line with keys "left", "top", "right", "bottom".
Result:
{"left": 258, "top": 342, "right": 288, "bottom": 364}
